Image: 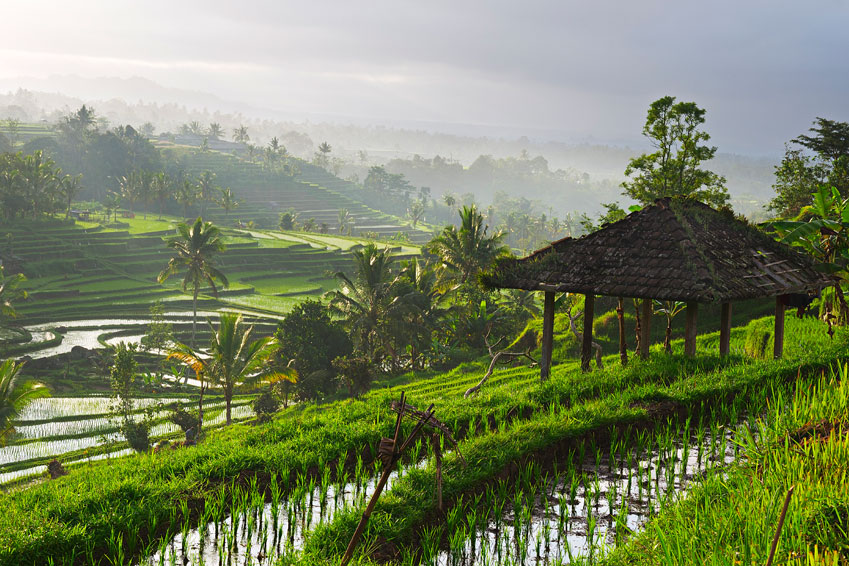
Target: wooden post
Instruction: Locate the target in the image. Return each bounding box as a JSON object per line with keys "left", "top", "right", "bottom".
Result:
{"left": 540, "top": 291, "right": 555, "bottom": 381}
{"left": 617, "top": 297, "right": 628, "bottom": 366}
{"left": 719, "top": 302, "right": 732, "bottom": 356}
{"left": 684, "top": 301, "right": 698, "bottom": 357}
{"left": 432, "top": 433, "right": 443, "bottom": 512}
{"left": 640, "top": 299, "right": 652, "bottom": 359}
{"left": 581, "top": 293, "right": 595, "bottom": 372}
{"left": 774, "top": 296, "right": 785, "bottom": 359}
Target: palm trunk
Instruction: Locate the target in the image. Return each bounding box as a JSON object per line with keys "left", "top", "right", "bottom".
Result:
{"left": 192, "top": 287, "right": 198, "bottom": 348}
{"left": 198, "top": 380, "right": 204, "bottom": 434}
{"left": 225, "top": 392, "right": 232, "bottom": 425}
{"left": 664, "top": 318, "right": 673, "bottom": 353}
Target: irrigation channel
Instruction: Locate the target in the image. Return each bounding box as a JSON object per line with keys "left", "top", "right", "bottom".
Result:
{"left": 22, "top": 314, "right": 222, "bottom": 358}
{"left": 427, "top": 414, "right": 754, "bottom": 566}
{"left": 141, "top": 453, "right": 432, "bottom": 566}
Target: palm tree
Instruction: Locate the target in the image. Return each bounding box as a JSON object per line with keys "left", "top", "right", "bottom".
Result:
{"left": 167, "top": 343, "right": 209, "bottom": 432}
{"left": 0, "top": 360, "right": 48, "bottom": 445}
{"left": 392, "top": 258, "right": 449, "bottom": 368}
{"left": 233, "top": 125, "right": 250, "bottom": 144}
{"left": 59, "top": 174, "right": 82, "bottom": 219}
{"left": 327, "top": 244, "right": 396, "bottom": 363}
{"left": 206, "top": 313, "right": 279, "bottom": 424}
{"left": 207, "top": 123, "right": 224, "bottom": 140}
{"left": 427, "top": 204, "right": 509, "bottom": 288}
{"left": 197, "top": 171, "right": 218, "bottom": 217}
{"left": 176, "top": 178, "right": 197, "bottom": 218}
{"left": 158, "top": 218, "right": 229, "bottom": 347}
{"left": 150, "top": 172, "right": 172, "bottom": 220}
{"left": 215, "top": 187, "right": 240, "bottom": 220}
{"left": 0, "top": 266, "right": 27, "bottom": 325}
{"left": 338, "top": 208, "right": 354, "bottom": 234}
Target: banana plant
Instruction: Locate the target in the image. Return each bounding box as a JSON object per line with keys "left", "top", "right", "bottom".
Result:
{"left": 767, "top": 185, "right": 849, "bottom": 324}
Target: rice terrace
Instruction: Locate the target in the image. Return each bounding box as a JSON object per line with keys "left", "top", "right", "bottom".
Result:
{"left": 1, "top": 4, "right": 849, "bottom": 565}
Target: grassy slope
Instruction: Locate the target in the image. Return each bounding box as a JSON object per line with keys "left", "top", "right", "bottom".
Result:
{"left": 0, "top": 316, "right": 845, "bottom": 564}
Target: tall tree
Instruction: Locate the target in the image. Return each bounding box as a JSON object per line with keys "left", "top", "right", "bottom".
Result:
{"left": 327, "top": 244, "right": 397, "bottom": 364}
{"left": 150, "top": 171, "right": 172, "bottom": 220}
{"left": 0, "top": 360, "right": 48, "bottom": 445}
{"left": 158, "top": 218, "right": 229, "bottom": 346}
{"left": 233, "top": 125, "right": 250, "bottom": 144}
{"left": 215, "top": 187, "right": 240, "bottom": 219}
{"left": 196, "top": 171, "right": 218, "bottom": 217}
{"left": 207, "top": 123, "right": 224, "bottom": 140}
{"left": 771, "top": 117, "right": 849, "bottom": 216}
{"left": 427, "top": 204, "right": 509, "bottom": 288}
{"left": 622, "top": 96, "right": 729, "bottom": 207}
{"left": 206, "top": 313, "right": 279, "bottom": 425}
{"left": 59, "top": 174, "right": 82, "bottom": 219}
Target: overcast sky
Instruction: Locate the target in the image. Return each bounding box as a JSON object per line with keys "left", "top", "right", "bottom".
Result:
{"left": 1, "top": 0, "right": 847, "bottom": 154}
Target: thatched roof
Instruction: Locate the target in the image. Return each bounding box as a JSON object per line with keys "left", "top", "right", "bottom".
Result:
{"left": 483, "top": 198, "right": 832, "bottom": 302}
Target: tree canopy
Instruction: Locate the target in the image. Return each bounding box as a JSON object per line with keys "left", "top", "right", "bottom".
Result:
{"left": 621, "top": 96, "right": 728, "bottom": 207}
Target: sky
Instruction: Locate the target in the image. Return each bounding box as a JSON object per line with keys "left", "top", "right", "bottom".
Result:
{"left": 1, "top": 0, "right": 847, "bottom": 154}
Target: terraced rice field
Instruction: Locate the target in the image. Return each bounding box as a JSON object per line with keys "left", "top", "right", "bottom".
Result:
{"left": 0, "top": 395, "right": 256, "bottom": 486}
{"left": 1, "top": 216, "right": 419, "bottom": 354}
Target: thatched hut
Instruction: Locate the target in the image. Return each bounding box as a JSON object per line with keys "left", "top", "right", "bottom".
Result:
{"left": 482, "top": 198, "right": 832, "bottom": 376}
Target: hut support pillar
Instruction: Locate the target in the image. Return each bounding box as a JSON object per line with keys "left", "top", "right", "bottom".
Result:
{"left": 540, "top": 291, "right": 555, "bottom": 381}
{"left": 684, "top": 301, "right": 699, "bottom": 357}
{"left": 774, "top": 296, "right": 785, "bottom": 359}
{"left": 617, "top": 297, "right": 628, "bottom": 366}
{"left": 719, "top": 302, "right": 732, "bottom": 356}
{"left": 640, "top": 299, "right": 652, "bottom": 359}
{"left": 581, "top": 293, "right": 595, "bottom": 372}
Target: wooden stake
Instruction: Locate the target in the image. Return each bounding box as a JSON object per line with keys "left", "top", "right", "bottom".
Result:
{"left": 617, "top": 297, "right": 628, "bottom": 366}
{"left": 719, "top": 302, "right": 732, "bottom": 356}
{"left": 581, "top": 293, "right": 595, "bottom": 372}
{"left": 640, "top": 299, "right": 652, "bottom": 359}
{"left": 433, "top": 433, "right": 443, "bottom": 512}
{"left": 340, "top": 395, "right": 435, "bottom": 566}
{"left": 540, "top": 291, "right": 555, "bottom": 381}
{"left": 765, "top": 486, "right": 794, "bottom": 566}
{"left": 684, "top": 301, "right": 698, "bottom": 357}
{"left": 774, "top": 296, "right": 786, "bottom": 359}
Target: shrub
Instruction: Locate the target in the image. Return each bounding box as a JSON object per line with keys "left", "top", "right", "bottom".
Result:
{"left": 332, "top": 356, "right": 373, "bottom": 398}
{"left": 122, "top": 420, "right": 150, "bottom": 453}
{"left": 168, "top": 405, "right": 199, "bottom": 433}
{"left": 253, "top": 391, "right": 281, "bottom": 423}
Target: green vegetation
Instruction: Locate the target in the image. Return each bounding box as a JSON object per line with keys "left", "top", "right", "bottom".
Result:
{"left": 621, "top": 96, "right": 729, "bottom": 207}
{"left": 0, "top": 315, "right": 842, "bottom": 564}
{"left": 604, "top": 361, "right": 849, "bottom": 566}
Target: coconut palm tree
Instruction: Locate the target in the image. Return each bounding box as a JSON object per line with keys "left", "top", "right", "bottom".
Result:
{"left": 196, "top": 171, "right": 218, "bottom": 217}
{"left": 338, "top": 208, "right": 354, "bottom": 235}
{"left": 215, "top": 187, "right": 240, "bottom": 220}
{"left": 151, "top": 172, "right": 172, "bottom": 220}
{"left": 206, "top": 313, "right": 279, "bottom": 424}
{"left": 158, "top": 218, "right": 229, "bottom": 347}
{"left": 427, "top": 204, "right": 509, "bottom": 288}
{"left": 327, "top": 244, "right": 396, "bottom": 363}
{"left": 0, "top": 360, "right": 48, "bottom": 445}
{"left": 233, "top": 125, "right": 250, "bottom": 144}
{"left": 167, "top": 343, "right": 209, "bottom": 432}
{"left": 207, "top": 123, "right": 224, "bottom": 140}
{"left": 176, "top": 178, "right": 197, "bottom": 219}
